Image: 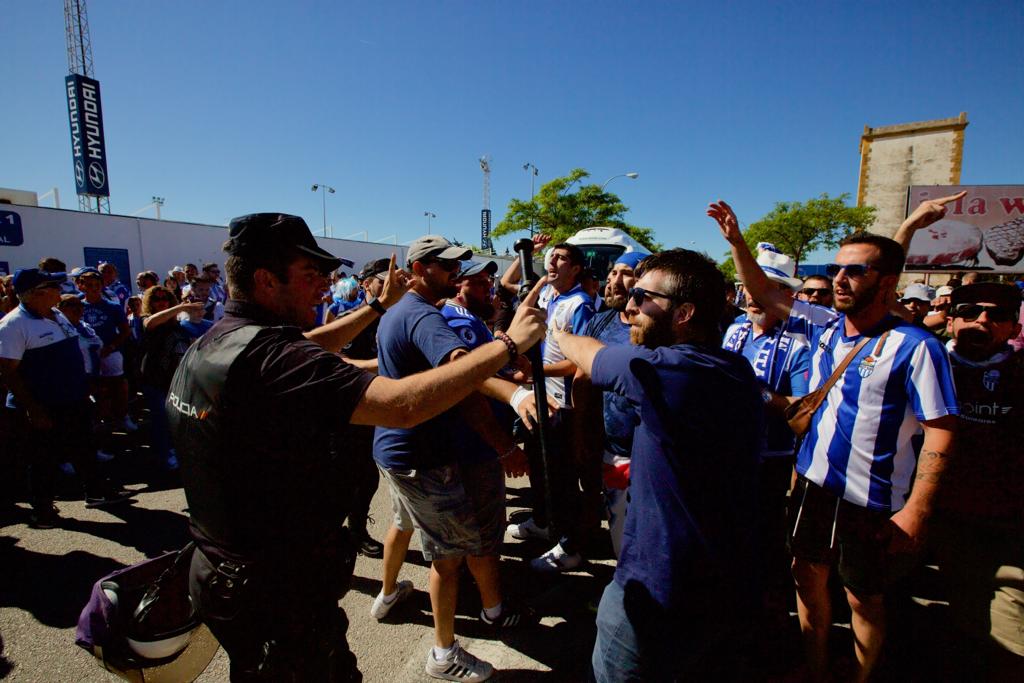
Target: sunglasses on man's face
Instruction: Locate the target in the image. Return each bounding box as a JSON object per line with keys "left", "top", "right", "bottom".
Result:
{"left": 824, "top": 263, "right": 873, "bottom": 278}
{"left": 628, "top": 287, "right": 683, "bottom": 308}
{"left": 951, "top": 303, "right": 1017, "bottom": 323}
{"left": 423, "top": 258, "right": 461, "bottom": 272}
{"left": 801, "top": 287, "right": 832, "bottom": 297}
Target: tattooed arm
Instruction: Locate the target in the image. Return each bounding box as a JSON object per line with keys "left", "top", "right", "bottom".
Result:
{"left": 885, "top": 415, "right": 956, "bottom": 553}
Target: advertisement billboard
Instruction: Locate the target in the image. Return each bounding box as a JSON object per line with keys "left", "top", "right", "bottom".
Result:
{"left": 65, "top": 74, "right": 111, "bottom": 197}
{"left": 904, "top": 185, "right": 1024, "bottom": 272}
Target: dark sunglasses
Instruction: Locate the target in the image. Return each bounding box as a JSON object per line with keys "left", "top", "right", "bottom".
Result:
{"left": 801, "top": 287, "right": 832, "bottom": 297}
{"left": 951, "top": 303, "right": 1017, "bottom": 323}
{"left": 628, "top": 287, "right": 683, "bottom": 307}
{"left": 825, "top": 263, "right": 873, "bottom": 278}
{"left": 423, "top": 258, "right": 461, "bottom": 272}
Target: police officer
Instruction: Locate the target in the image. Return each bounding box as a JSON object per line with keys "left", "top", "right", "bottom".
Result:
{"left": 167, "top": 213, "right": 546, "bottom": 681}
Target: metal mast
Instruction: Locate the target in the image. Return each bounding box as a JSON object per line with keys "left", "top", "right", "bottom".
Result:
{"left": 479, "top": 155, "right": 494, "bottom": 254}
{"left": 64, "top": 0, "right": 108, "bottom": 213}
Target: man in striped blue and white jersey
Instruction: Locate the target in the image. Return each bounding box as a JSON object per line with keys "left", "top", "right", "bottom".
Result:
{"left": 711, "top": 200, "right": 958, "bottom": 683}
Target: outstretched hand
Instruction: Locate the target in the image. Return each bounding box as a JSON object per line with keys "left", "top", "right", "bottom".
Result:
{"left": 505, "top": 276, "right": 549, "bottom": 353}
{"left": 901, "top": 191, "right": 968, "bottom": 234}
{"left": 378, "top": 253, "right": 412, "bottom": 308}
{"left": 707, "top": 200, "right": 743, "bottom": 244}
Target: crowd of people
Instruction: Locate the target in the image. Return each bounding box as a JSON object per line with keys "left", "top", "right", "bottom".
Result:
{"left": 1, "top": 194, "right": 1022, "bottom": 681}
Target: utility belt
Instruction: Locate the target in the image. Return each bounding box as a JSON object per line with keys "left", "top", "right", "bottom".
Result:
{"left": 191, "top": 529, "right": 357, "bottom": 620}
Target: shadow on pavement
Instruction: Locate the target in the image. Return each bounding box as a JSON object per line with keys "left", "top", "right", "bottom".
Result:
{"left": 0, "top": 535, "right": 125, "bottom": 629}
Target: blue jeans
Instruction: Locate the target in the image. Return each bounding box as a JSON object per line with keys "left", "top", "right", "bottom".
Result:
{"left": 591, "top": 579, "right": 740, "bottom": 682}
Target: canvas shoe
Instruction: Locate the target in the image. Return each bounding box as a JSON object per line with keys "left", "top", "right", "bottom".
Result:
{"left": 529, "top": 543, "right": 583, "bottom": 573}
{"left": 424, "top": 640, "right": 493, "bottom": 681}
{"left": 506, "top": 517, "right": 549, "bottom": 541}
{"left": 369, "top": 580, "right": 414, "bottom": 620}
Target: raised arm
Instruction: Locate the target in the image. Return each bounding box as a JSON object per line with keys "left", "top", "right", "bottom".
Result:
{"left": 351, "top": 277, "right": 548, "bottom": 428}
{"left": 551, "top": 331, "right": 605, "bottom": 377}
{"left": 708, "top": 200, "right": 793, "bottom": 320}
{"left": 892, "top": 191, "right": 967, "bottom": 252}
{"left": 304, "top": 254, "right": 410, "bottom": 351}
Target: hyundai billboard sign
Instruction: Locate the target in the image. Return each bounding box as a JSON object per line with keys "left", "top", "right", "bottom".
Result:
{"left": 65, "top": 74, "right": 110, "bottom": 197}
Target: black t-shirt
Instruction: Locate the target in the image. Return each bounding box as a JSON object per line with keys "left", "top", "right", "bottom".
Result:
{"left": 139, "top": 316, "right": 193, "bottom": 391}
{"left": 170, "top": 301, "right": 375, "bottom": 561}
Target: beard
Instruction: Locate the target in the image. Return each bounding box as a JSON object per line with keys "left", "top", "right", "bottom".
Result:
{"left": 605, "top": 292, "right": 628, "bottom": 311}
{"left": 630, "top": 312, "right": 676, "bottom": 349}
{"left": 466, "top": 298, "right": 495, "bottom": 321}
{"left": 746, "top": 310, "right": 768, "bottom": 328}
{"left": 834, "top": 279, "right": 879, "bottom": 315}
{"left": 954, "top": 328, "right": 999, "bottom": 359}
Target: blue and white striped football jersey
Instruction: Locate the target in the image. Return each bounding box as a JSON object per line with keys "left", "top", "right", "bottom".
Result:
{"left": 786, "top": 300, "right": 958, "bottom": 512}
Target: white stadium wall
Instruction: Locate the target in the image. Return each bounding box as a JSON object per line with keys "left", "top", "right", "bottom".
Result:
{"left": 0, "top": 204, "right": 515, "bottom": 287}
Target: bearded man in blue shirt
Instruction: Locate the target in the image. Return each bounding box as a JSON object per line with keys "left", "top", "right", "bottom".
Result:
{"left": 557, "top": 248, "right": 764, "bottom": 681}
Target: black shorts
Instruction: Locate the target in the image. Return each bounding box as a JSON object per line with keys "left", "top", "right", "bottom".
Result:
{"left": 787, "top": 477, "right": 916, "bottom": 595}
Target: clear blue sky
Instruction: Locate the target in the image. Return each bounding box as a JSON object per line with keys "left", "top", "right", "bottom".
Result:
{"left": 4, "top": 1, "right": 1022, "bottom": 261}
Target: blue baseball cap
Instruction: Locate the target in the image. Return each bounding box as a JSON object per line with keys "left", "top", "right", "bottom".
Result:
{"left": 70, "top": 266, "right": 101, "bottom": 280}
{"left": 614, "top": 251, "right": 647, "bottom": 270}
{"left": 12, "top": 268, "right": 67, "bottom": 294}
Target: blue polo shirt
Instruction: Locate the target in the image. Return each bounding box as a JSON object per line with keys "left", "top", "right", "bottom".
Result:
{"left": 591, "top": 343, "right": 763, "bottom": 612}
{"left": 0, "top": 305, "right": 88, "bottom": 409}
{"left": 374, "top": 292, "right": 467, "bottom": 471}
{"left": 81, "top": 297, "right": 126, "bottom": 345}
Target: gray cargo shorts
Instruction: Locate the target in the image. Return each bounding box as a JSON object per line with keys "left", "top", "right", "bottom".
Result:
{"left": 379, "top": 462, "right": 493, "bottom": 561}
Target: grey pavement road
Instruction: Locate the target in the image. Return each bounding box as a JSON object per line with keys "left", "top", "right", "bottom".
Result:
{"left": 1, "top": 470, "right": 613, "bottom": 682}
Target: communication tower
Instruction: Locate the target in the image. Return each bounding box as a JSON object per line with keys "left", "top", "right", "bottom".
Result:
{"left": 479, "top": 155, "right": 494, "bottom": 254}
{"left": 65, "top": 0, "right": 110, "bottom": 213}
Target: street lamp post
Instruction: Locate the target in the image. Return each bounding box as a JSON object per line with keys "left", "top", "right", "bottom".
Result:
{"left": 424, "top": 211, "right": 436, "bottom": 230}
{"left": 311, "top": 183, "right": 336, "bottom": 237}
{"left": 523, "top": 162, "right": 538, "bottom": 236}
{"left": 601, "top": 172, "right": 639, "bottom": 191}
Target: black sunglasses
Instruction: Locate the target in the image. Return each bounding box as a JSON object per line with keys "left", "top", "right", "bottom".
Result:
{"left": 951, "top": 303, "right": 1017, "bottom": 323}
{"left": 825, "top": 263, "right": 873, "bottom": 278}
{"left": 423, "top": 258, "right": 461, "bottom": 272}
{"left": 628, "top": 287, "right": 683, "bottom": 307}
{"left": 801, "top": 287, "right": 832, "bottom": 297}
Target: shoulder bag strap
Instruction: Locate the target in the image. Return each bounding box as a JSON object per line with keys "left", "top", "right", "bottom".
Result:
{"left": 801, "top": 332, "right": 875, "bottom": 417}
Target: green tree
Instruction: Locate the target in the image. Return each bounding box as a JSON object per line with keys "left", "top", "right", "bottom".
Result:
{"left": 719, "top": 193, "right": 876, "bottom": 279}
{"left": 493, "top": 168, "right": 661, "bottom": 251}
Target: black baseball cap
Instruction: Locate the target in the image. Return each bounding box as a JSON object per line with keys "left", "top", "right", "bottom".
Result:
{"left": 950, "top": 283, "right": 1022, "bottom": 312}
{"left": 224, "top": 213, "right": 342, "bottom": 271}
{"left": 358, "top": 258, "right": 391, "bottom": 281}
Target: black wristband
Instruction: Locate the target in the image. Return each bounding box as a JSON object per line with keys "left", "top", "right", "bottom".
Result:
{"left": 494, "top": 331, "right": 518, "bottom": 363}
{"left": 368, "top": 297, "right": 387, "bottom": 315}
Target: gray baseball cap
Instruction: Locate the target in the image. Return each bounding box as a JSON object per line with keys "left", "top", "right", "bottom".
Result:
{"left": 458, "top": 260, "right": 498, "bottom": 279}
{"left": 406, "top": 235, "right": 472, "bottom": 267}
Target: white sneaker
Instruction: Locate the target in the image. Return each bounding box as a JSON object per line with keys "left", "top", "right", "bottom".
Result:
{"left": 369, "top": 580, "right": 414, "bottom": 620}
{"left": 425, "top": 640, "right": 493, "bottom": 681}
{"left": 506, "top": 517, "right": 549, "bottom": 541}
{"left": 530, "top": 543, "right": 583, "bottom": 573}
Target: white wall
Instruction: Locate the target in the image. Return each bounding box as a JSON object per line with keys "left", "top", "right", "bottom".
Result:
{"left": 0, "top": 204, "right": 517, "bottom": 289}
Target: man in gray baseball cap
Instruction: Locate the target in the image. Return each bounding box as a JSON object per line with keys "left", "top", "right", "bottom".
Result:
{"left": 405, "top": 235, "right": 472, "bottom": 269}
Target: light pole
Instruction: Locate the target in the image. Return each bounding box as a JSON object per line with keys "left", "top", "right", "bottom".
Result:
{"left": 601, "top": 172, "right": 639, "bottom": 191}
{"left": 311, "top": 183, "right": 335, "bottom": 236}
{"left": 424, "top": 211, "right": 436, "bottom": 231}
{"left": 523, "top": 162, "right": 538, "bottom": 236}
{"left": 130, "top": 196, "right": 164, "bottom": 219}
